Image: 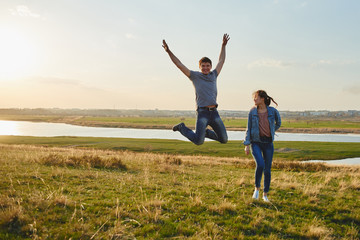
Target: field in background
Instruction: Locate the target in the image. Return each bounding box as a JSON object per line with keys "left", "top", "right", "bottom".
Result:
{"left": 1, "top": 115, "right": 359, "bottom": 133}
{"left": 0, "top": 144, "right": 359, "bottom": 239}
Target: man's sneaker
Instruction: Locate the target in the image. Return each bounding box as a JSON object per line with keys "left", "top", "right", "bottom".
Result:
{"left": 262, "top": 195, "right": 270, "bottom": 202}
{"left": 172, "top": 123, "right": 184, "bottom": 132}
{"left": 252, "top": 190, "right": 259, "bottom": 200}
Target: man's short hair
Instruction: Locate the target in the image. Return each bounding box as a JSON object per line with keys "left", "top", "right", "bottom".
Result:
{"left": 199, "top": 57, "right": 212, "bottom": 67}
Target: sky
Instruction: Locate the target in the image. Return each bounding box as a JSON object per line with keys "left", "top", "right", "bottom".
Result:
{"left": 0, "top": 0, "right": 359, "bottom": 111}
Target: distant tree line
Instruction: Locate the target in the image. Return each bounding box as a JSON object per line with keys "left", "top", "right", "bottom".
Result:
{"left": 0, "top": 108, "right": 359, "bottom": 119}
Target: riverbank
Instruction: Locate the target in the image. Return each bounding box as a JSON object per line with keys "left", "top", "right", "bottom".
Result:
{"left": 1, "top": 136, "right": 360, "bottom": 161}
{"left": 226, "top": 127, "right": 360, "bottom": 134}
{"left": 0, "top": 144, "right": 359, "bottom": 239}
{"left": 0, "top": 115, "right": 359, "bottom": 134}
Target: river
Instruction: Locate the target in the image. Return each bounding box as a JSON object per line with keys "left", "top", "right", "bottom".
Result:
{"left": 1, "top": 120, "right": 359, "bottom": 142}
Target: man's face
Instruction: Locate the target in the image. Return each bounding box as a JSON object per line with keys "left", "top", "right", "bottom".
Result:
{"left": 199, "top": 62, "right": 212, "bottom": 75}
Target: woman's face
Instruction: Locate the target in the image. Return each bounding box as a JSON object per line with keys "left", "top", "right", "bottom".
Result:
{"left": 253, "top": 93, "right": 264, "bottom": 106}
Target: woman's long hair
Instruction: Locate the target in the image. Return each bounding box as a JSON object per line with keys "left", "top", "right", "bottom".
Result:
{"left": 255, "top": 90, "right": 278, "bottom": 106}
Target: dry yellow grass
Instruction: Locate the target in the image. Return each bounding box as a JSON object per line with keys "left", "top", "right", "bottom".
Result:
{"left": 305, "top": 218, "right": 334, "bottom": 240}
{"left": 209, "top": 199, "right": 237, "bottom": 215}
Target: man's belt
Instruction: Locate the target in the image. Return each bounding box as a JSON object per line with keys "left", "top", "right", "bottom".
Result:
{"left": 199, "top": 106, "right": 218, "bottom": 111}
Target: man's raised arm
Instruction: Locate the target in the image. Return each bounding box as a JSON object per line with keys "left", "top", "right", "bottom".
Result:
{"left": 215, "top": 34, "right": 230, "bottom": 75}
{"left": 162, "top": 40, "right": 190, "bottom": 78}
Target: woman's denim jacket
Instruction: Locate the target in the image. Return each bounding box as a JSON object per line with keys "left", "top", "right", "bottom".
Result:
{"left": 244, "top": 106, "right": 281, "bottom": 145}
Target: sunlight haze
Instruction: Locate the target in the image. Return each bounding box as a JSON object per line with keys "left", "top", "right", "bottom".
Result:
{"left": 0, "top": 0, "right": 359, "bottom": 111}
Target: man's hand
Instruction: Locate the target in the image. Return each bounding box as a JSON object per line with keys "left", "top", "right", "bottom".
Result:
{"left": 222, "top": 34, "right": 230, "bottom": 46}
{"left": 215, "top": 33, "right": 230, "bottom": 75}
{"left": 162, "top": 39, "right": 190, "bottom": 77}
{"left": 162, "top": 40, "right": 170, "bottom": 52}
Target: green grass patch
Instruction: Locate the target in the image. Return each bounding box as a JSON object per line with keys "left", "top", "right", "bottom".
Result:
{"left": 0, "top": 135, "right": 359, "bottom": 161}
{"left": 280, "top": 119, "right": 360, "bottom": 129}
{"left": 74, "top": 116, "right": 197, "bottom": 129}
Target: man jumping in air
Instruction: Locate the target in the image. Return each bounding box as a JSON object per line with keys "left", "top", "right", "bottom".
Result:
{"left": 162, "top": 34, "right": 230, "bottom": 145}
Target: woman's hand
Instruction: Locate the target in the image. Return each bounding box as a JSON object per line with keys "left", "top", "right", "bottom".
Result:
{"left": 244, "top": 145, "right": 250, "bottom": 155}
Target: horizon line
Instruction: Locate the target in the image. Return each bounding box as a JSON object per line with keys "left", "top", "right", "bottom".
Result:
{"left": 0, "top": 107, "right": 359, "bottom": 112}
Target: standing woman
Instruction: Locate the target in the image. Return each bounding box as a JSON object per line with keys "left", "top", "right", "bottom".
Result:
{"left": 244, "top": 90, "right": 281, "bottom": 202}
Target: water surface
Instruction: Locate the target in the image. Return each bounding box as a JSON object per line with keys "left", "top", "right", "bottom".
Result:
{"left": 1, "top": 120, "right": 359, "bottom": 142}
{"left": 303, "top": 158, "right": 360, "bottom": 165}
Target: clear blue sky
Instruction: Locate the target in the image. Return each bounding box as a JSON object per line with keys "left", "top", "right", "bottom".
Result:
{"left": 0, "top": 0, "right": 359, "bottom": 111}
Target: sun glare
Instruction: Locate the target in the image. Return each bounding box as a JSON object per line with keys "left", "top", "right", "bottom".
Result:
{"left": 0, "top": 121, "right": 19, "bottom": 135}
{"left": 0, "top": 27, "right": 38, "bottom": 80}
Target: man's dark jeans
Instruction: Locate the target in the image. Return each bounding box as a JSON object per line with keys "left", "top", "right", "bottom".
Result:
{"left": 178, "top": 108, "right": 228, "bottom": 145}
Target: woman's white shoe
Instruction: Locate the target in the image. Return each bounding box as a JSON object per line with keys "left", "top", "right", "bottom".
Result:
{"left": 252, "top": 190, "right": 259, "bottom": 200}
{"left": 262, "top": 195, "right": 270, "bottom": 202}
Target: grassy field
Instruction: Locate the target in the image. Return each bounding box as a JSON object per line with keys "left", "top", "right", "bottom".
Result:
{"left": 1, "top": 115, "right": 359, "bottom": 133}
{"left": 1, "top": 115, "right": 359, "bottom": 238}
{"left": 280, "top": 119, "right": 360, "bottom": 129}
{"left": 0, "top": 144, "right": 359, "bottom": 239}
{"left": 1, "top": 136, "right": 360, "bottom": 161}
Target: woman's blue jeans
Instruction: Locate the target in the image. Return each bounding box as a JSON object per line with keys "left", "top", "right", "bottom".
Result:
{"left": 251, "top": 141, "right": 274, "bottom": 193}
{"left": 178, "top": 108, "right": 228, "bottom": 145}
